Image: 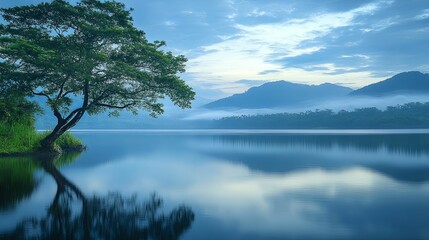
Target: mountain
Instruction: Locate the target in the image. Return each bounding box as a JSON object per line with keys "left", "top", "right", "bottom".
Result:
{"left": 351, "top": 71, "right": 429, "bottom": 96}
{"left": 204, "top": 81, "right": 353, "bottom": 109}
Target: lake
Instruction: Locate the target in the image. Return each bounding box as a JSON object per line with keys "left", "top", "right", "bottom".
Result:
{"left": 1, "top": 130, "right": 429, "bottom": 239}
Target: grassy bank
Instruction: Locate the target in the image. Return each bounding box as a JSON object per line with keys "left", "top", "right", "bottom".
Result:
{"left": 0, "top": 121, "right": 83, "bottom": 155}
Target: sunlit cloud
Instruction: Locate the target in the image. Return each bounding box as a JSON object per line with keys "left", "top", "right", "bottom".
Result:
{"left": 1, "top": 0, "right": 427, "bottom": 97}
{"left": 187, "top": 1, "right": 392, "bottom": 93}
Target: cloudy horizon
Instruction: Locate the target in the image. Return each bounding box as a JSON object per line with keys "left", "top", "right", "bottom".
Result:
{"left": 1, "top": 0, "right": 428, "bottom": 99}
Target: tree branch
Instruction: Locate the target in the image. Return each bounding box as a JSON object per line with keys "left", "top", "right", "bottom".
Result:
{"left": 32, "top": 90, "right": 52, "bottom": 101}
{"left": 60, "top": 81, "right": 91, "bottom": 129}
{"left": 62, "top": 108, "right": 85, "bottom": 132}
{"left": 94, "top": 102, "right": 135, "bottom": 109}
{"left": 61, "top": 89, "right": 76, "bottom": 98}
{"left": 63, "top": 107, "right": 84, "bottom": 123}
{"left": 53, "top": 107, "right": 64, "bottom": 122}
{"left": 56, "top": 78, "right": 68, "bottom": 101}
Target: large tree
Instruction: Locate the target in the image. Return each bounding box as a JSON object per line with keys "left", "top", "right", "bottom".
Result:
{"left": 0, "top": 0, "right": 195, "bottom": 152}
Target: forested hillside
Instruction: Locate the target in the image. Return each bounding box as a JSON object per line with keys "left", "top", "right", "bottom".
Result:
{"left": 214, "top": 102, "right": 429, "bottom": 129}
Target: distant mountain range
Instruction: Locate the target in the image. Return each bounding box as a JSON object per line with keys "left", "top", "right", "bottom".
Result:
{"left": 205, "top": 71, "right": 429, "bottom": 109}
{"left": 35, "top": 71, "right": 429, "bottom": 129}
{"left": 205, "top": 81, "right": 353, "bottom": 109}
{"left": 350, "top": 71, "right": 429, "bottom": 96}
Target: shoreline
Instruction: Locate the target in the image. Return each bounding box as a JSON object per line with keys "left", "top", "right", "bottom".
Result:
{"left": 51, "top": 128, "right": 429, "bottom": 135}
{"left": 0, "top": 145, "right": 86, "bottom": 158}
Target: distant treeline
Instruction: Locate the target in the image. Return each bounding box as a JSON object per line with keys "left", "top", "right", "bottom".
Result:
{"left": 214, "top": 102, "right": 429, "bottom": 129}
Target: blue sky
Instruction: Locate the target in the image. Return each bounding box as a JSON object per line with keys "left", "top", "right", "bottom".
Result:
{"left": 2, "top": 0, "right": 429, "bottom": 98}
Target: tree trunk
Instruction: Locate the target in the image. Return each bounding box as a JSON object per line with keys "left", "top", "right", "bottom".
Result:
{"left": 40, "top": 82, "right": 89, "bottom": 153}
{"left": 39, "top": 109, "right": 86, "bottom": 153}
{"left": 40, "top": 127, "right": 66, "bottom": 153}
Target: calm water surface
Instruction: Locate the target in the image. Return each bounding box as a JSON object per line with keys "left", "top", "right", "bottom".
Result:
{"left": 1, "top": 130, "right": 429, "bottom": 239}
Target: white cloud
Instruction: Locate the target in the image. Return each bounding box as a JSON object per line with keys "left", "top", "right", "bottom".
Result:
{"left": 341, "top": 54, "right": 371, "bottom": 60}
{"left": 187, "top": 1, "right": 389, "bottom": 94}
{"left": 360, "top": 16, "right": 401, "bottom": 33}
{"left": 415, "top": 9, "right": 429, "bottom": 20}
{"left": 181, "top": 10, "right": 194, "bottom": 15}
{"left": 164, "top": 21, "right": 176, "bottom": 27}
{"left": 226, "top": 13, "right": 237, "bottom": 20}
{"left": 247, "top": 8, "right": 269, "bottom": 17}
{"left": 305, "top": 63, "right": 358, "bottom": 73}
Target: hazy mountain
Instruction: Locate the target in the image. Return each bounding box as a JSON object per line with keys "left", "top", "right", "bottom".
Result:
{"left": 351, "top": 71, "right": 429, "bottom": 96}
{"left": 205, "top": 81, "right": 353, "bottom": 109}
{"left": 34, "top": 72, "right": 429, "bottom": 129}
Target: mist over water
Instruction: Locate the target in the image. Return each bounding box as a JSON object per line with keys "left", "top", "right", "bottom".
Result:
{"left": 186, "top": 94, "right": 429, "bottom": 120}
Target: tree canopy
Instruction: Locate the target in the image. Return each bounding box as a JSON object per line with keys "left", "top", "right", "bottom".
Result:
{"left": 0, "top": 0, "right": 195, "bottom": 151}
{"left": 0, "top": 94, "right": 39, "bottom": 125}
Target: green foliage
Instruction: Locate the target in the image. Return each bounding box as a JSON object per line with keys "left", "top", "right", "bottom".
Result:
{"left": 0, "top": 122, "right": 83, "bottom": 154}
{"left": 0, "top": 92, "right": 41, "bottom": 125}
{"left": 1, "top": 0, "right": 194, "bottom": 149}
{"left": 0, "top": 0, "right": 194, "bottom": 125}
{"left": 0, "top": 66, "right": 44, "bottom": 154}
{"left": 0, "top": 121, "right": 40, "bottom": 154}
{"left": 55, "top": 132, "right": 84, "bottom": 150}
{"left": 0, "top": 92, "right": 82, "bottom": 154}
{"left": 215, "top": 102, "right": 429, "bottom": 129}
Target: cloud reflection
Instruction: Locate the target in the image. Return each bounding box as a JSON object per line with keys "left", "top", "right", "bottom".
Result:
{"left": 65, "top": 153, "right": 429, "bottom": 239}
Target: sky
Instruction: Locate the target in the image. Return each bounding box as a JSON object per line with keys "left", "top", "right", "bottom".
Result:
{"left": 1, "top": 0, "right": 429, "bottom": 99}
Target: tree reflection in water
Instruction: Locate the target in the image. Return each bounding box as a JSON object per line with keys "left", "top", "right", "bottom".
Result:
{"left": 2, "top": 156, "right": 194, "bottom": 240}
{"left": 0, "top": 157, "right": 38, "bottom": 212}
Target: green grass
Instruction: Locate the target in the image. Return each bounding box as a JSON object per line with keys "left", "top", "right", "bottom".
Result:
{"left": 55, "top": 132, "right": 84, "bottom": 150}
{"left": 37, "top": 131, "right": 84, "bottom": 152}
{"left": 0, "top": 121, "right": 40, "bottom": 154}
{"left": 0, "top": 121, "right": 83, "bottom": 154}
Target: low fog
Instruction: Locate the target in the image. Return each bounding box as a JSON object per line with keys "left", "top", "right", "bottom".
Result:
{"left": 35, "top": 94, "right": 429, "bottom": 129}
{"left": 184, "top": 94, "right": 429, "bottom": 120}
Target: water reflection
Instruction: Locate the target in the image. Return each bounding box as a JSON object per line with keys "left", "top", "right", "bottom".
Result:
{"left": 0, "top": 155, "right": 194, "bottom": 240}
{"left": 0, "top": 158, "right": 38, "bottom": 211}
{"left": 198, "top": 134, "right": 429, "bottom": 183}
{"left": 214, "top": 134, "right": 429, "bottom": 156}
{"left": 2, "top": 132, "right": 429, "bottom": 239}
{"left": 57, "top": 153, "right": 429, "bottom": 239}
